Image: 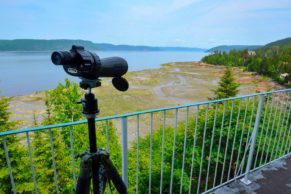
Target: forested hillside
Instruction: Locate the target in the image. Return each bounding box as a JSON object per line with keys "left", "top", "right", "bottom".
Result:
{"left": 0, "top": 39, "right": 205, "bottom": 51}
{"left": 265, "top": 37, "right": 291, "bottom": 47}
{"left": 202, "top": 37, "right": 291, "bottom": 85}
{"left": 207, "top": 45, "right": 262, "bottom": 53}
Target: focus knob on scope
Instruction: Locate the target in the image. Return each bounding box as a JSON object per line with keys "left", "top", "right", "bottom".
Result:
{"left": 51, "top": 45, "right": 129, "bottom": 91}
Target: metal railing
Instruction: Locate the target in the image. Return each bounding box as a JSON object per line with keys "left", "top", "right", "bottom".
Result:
{"left": 1, "top": 89, "right": 291, "bottom": 193}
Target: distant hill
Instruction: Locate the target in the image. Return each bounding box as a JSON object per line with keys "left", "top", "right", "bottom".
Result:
{"left": 207, "top": 37, "right": 291, "bottom": 53}
{"left": 264, "top": 37, "right": 291, "bottom": 47}
{"left": 0, "top": 39, "right": 205, "bottom": 52}
{"left": 207, "top": 45, "right": 262, "bottom": 53}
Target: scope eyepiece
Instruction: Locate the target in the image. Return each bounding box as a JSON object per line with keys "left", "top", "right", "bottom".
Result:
{"left": 51, "top": 51, "right": 74, "bottom": 65}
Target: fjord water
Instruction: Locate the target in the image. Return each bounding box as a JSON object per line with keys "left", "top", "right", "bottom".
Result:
{"left": 0, "top": 51, "right": 207, "bottom": 96}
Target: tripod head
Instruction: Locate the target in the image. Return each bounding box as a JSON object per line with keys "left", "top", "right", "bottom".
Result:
{"left": 51, "top": 45, "right": 129, "bottom": 91}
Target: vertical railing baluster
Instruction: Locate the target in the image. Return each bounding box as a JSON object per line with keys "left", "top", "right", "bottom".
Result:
{"left": 220, "top": 100, "right": 234, "bottom": 184}
{"left": 283, "top": 93, "right": 291, "bottom": 153}
{"left": 149, "top": 113, "right": 153, "bottom": 194}
{"left": 188, "top": 106, "right": 199, "bottom": 194}
{"left": 240, "top": 97, "right": 256, "bottom": 174}
{"left": 26, "top": 132, "right": 38, "bottom": 194}
{"left": 274, "top": 94, "right": 289, "bottom": 159}
{"left": 283, "top": 123, "right": 291, "bottom": 155}
{"left": 288, "top": 128, "right": 291, "bottom": 152}
{"left": 259, "top": 95, "right": 275, "bottom": 166}
{"left": 105, "top": 120, "right": 111, "bottom": 194}
{"left": 170, "top": 109, "right": 178, "bottom": 194}
{"left": 179, "top": 107, "right": 189, "bottom": 194}
{"left": 160, "top": 111, "right": 166, "bottom": 194}
{"left": 121, "top": 117, "right": 128, "bottom": 188}
{"left": 264, "top": 97, "right": 280, "bottom": 163}
{"left": 2, "top": 136, "right": 16, "bottom": 194}
{"left": 136, "top": 115, "right": 140, "bottom": 194}
{"left": 279, "top": 103, "right": 291, "bottom": 156}
{"left": 197, "top": 104, "right": 209, "bottom": 194}
{"left": 49, "top": 129, "right": 59, "bottom": 194}
{"left": 253, "top": 95, "right": 270, "bottom": 169}
{"left": 205, "top": 103, "right": 218, "bottom": 191}
{"left": 213, "top": 101, "right": 226, "bottom": 187}
{"left": 270, "top": 95, "right": 285, "bottom": 160}
{"left": 106, "top": 120, "right": 109, "bottom": 151}
{"left": 241, "top": 94, "right": 264, "bottom": 185}
{"left": 274, "top": 94, "right": 290, "bottom": 158}
{"left": 227, "top": 99, "right": 242, "bottom": 181}
{"left": 69, "top": 126, "right": 77, "bottom": 190}
{"left": 234, "top": 97, "right": 249, "bottom": 177}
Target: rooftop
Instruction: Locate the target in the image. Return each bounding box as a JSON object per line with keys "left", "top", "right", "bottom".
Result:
{"left": 213, "top": 154, "right": 291, "bottom": 193}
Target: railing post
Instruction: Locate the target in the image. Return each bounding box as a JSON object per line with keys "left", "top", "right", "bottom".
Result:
{"left": 2, "top": 136, "right": 16, "bottom": 194}
{"left": 241, "top": 94, "right": 264, "bottom": 185}
{"left": 121, "top": 117, "right": 128, "bottom": 188}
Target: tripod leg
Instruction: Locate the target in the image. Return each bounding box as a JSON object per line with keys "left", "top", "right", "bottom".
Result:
{"left": 76, "top": 154, "right": 92, "bottom": 194}
{"left": 103, "top": 157, "right": 127, "bottom": 194}
{"left": 94, "top": 162, "right": 107, "bottom": 194}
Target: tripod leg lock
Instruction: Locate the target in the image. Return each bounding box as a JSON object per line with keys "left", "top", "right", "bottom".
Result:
{"left": 78, "top": 152, "right": 93, "bottom": 179}
{"left": 76, "top": 149, "right": 127, "bottom": 194}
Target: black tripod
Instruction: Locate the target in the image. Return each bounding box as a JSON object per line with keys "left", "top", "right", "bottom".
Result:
{"left": 75, "top": 81, "right": 127, "bottom": 194}
{"left": 50, "top": 45, "right": 129, "bottom": 194}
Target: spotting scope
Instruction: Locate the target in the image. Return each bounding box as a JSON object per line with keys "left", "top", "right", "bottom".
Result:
{"left": 51, "top": 45, "right": 129, "bottom": 91}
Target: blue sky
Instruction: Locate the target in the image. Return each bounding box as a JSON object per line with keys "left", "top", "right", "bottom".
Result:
{"left": 0, "top": 0, "right": 290, "bottom": 48}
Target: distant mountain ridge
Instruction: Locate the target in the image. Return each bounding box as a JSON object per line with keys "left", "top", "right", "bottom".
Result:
{"left": 0, "top": 39, "right": 205, "bottom": 52}
{"left": 207, "top": 37, "right": 291, "bottom": 52}
{"left": 207, "top": 45, "right": 263, "bottom": 53}
{"left": 264, "top": 37, "right": 291, "bottom": 47}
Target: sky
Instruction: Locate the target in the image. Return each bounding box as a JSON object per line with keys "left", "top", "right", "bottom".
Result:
{"left": 0, "top": 0, "right": 291, "bottom": 48}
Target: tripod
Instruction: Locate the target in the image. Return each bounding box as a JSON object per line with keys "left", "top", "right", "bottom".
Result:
{"left": 75, "top": 81, "right": 127, "bottom": 194}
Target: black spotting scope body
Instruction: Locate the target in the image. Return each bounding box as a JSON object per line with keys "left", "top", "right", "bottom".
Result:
{"left": 51, "top": 45, "right": 128, "bottom": 80}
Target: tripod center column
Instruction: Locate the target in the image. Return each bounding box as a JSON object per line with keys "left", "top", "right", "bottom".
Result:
{"left": 82, "top": 92, "right": 99, "bottom": 152}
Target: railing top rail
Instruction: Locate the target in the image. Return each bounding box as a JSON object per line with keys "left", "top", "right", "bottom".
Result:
{"left": 1, "top": 88, "right": 290, "bottom": 136}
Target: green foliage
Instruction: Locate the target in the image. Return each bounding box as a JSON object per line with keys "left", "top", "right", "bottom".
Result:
{"left": 1, "top": 79, "right": 290, "bottom": 193}
{"left": 32, "top": 129, "right": 73, "bottom": 193}
{"left": 43, "top": 78, "right": 83, "bottom": 124}
{"left": 0, "top": 97, "right": 34, "bottom": 193}
{"left": 31, "top": 79, "right": 121, "bottom": 193}
{"left": 207, "top": 45, "right": 262, "bottom": 53}
{"left": 126, "top": 97, "right": 290, "bottom": 193}
{"left": 202, "top": 45, "right": 291, "bottom": 85}
{"left": 211, "top": 67, "right": 239, "bottom": 99}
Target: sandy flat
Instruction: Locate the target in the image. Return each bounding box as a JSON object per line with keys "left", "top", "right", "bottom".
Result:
{"left": 8, "top": 62, "right": 282, "bottom": 128}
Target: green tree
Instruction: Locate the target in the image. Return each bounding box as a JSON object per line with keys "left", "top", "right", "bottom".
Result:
{"left": 202, "top": 45, "right": 291, "bottom": 85}
{"left": 32, "top": 128, "right": 74, "bottom": 193}
{"left": 0, "top": 97, "right": 34, "bottom": 193}
{"left": 44, "top": 78, "right": 83, "bottom": 124}
{"left": 31, "top": 79, "right": 122, "bottom": 193}
{"left": 126, "top": 97, "right": 290, "bottom": 193}
{"left": 31, "top": 79, "right": 83, "bottom": 193}
{"left": 211, "top": 67, "right": 239, "bottom": 99}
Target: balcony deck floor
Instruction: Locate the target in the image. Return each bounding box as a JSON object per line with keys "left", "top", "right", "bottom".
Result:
{"left": 213, "top": 154, "right": 291, "bottom": 194}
